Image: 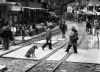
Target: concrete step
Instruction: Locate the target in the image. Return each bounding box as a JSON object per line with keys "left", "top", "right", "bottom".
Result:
{"left": 66, "top": 49, "right": 100, "bottom": 64}
{"left": 0, "top": 65, "right": 7, "bottom": 72}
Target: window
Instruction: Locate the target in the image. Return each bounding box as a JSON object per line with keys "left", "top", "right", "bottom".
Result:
{"left": 88, "top": 6, "right": 93, "bottom": 11}
{"left": 95, "top": 6, "right": 100, "bottom": 12}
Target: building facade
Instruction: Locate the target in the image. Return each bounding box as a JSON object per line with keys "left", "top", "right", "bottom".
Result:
{"left": 0, "top": 0, "right": 9, "bottom": 21}
{"left": 0, "top": 0, "right": 50, "bottom": 25}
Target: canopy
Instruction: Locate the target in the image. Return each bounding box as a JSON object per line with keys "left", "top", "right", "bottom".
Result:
{"left": 22, "top": 7, "right": 48, "bottom": 11}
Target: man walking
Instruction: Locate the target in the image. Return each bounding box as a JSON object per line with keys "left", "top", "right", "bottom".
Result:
{"left": 86, "top": 20, "right": 92, "bottom": 34}
{"left": 42, "top": 27, "right": 52, "bottom": 50}
{"left": 65, "top": 27, "right": 79, "bottom": 53}
{"left": 2, "top": 22, "right": 13, "bottom": 50}
{"left": 59, "top": 21, "right": 67, "bottom": 38}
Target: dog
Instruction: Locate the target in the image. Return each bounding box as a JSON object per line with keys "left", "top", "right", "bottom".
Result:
{"left": 25, "top": 45, "right": 38, "bottom": 58}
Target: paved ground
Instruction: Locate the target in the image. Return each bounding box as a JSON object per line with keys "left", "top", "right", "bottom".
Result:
{"left": 29, "top": 21, "right": 100, "bottom": 72}
{"left": 55, "top": 33, "right": 100, "bottom": 72}
{"left": 0, "top": 25, "right": 61, "bottom": 57}
{"left": 2, "top": 21, "right": 80, "bottom": 60}
{"left": 0, "top": 21, "right": 100, "bottom": 72}
{"left": 3, "top": 40, "right": 58, "bottom": 60}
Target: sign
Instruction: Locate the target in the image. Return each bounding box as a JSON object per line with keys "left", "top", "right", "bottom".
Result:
{"left": 67, "top": 6, "right": 73, "bottom": 13}
{"left": 11, "top": 6, "right": 21, "bottom": 11}
{"left": 8, "top": 2, "right": 21, "bottom": 11}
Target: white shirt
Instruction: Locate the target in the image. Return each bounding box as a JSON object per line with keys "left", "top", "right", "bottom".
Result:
{"left": 11, "top": 27, "right": 16, "bottom": 34}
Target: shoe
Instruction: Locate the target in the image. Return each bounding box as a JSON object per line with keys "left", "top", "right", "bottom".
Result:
{"left": 49, "top": 48, "right": 53, "bottom": 50}
{"left": 65, "top": 50, "right": 69, "bottom": 53}
{"left": 74, "top": 52, "right": 77, "bottom": 53}
{"left": 12, "top": 43, "right": 16, "bottom": 46}
{"left": 42, "top": 47, "right": 44, "bottom": 50}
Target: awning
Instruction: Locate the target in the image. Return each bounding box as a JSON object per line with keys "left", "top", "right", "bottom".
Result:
{"left": 0, "top": 2, "right": 21, "bottom": 6}
{"left": 22, "top": 7, "right": 48, "bottom": 11}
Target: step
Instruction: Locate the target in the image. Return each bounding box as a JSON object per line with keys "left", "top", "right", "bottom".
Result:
{"left": 0, "top": 65, "right": 7, "bottom": 72}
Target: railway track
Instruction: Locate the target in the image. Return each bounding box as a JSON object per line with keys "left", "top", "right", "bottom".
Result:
{"left": 0, "top": 31, "right": 84, "bottom": 72}
{"left": 0, "top": 22, "right": 85, "bottom": 72}
{"left": 25, "top": 41, "right": 68, "bottom": 72}
{"left": 50, "top": 33, "right": 85, "bottom": 72}
{"left": 25, "top": 32, "right": 85, "bottom": 72}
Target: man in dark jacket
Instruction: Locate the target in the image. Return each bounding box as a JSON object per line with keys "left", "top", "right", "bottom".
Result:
{"left": 86, "top": 20, "right": 92, "bottom": 34}
{"left": 42, "top": 27, "right": 52, "bottom": 50}
{"left": 65, "top": 27, "right": 79, "bottom": 53}
{"left": 59, "top": 21, "right": 67, "bottom": 38}
{"left": 2, "top": 24, "right": 13, "bottom": 50}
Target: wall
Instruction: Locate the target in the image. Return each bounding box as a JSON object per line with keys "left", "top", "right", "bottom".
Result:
{"left": 28, "top": 0, "right": 42, "bottom": 8}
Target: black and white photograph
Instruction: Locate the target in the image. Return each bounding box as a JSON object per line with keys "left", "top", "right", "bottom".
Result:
{"left": 0, "top": 0, "right": 100, "bottom": 72}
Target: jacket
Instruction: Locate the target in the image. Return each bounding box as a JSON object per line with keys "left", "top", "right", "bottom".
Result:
{"left": 60, "top": 23, "right": 67, "bottom": 33}
{"left": 2, "top": 26, "right": 13, "bottom": 41}
{"left": 69, "top": 30, "right": 79, "bottom": 46}
{"left": 46, "top": 28, "right": 51, "bottom": 40}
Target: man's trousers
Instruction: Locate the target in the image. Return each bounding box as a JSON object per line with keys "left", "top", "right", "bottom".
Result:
{"left": 42, "top": 39, "right": 52, "bottom": 50}
{"left": 66, "top": 44, "right": 77, "bottom": 53}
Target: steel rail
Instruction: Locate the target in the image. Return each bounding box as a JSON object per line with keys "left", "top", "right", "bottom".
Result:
{"left": 25, "top": 41, "right": 68, "bottom": 72}
{"left": 25, "top": 32, "right": 85, "bottom": 72}
{"left": 0, "top": 28, "right": 60, "bottom": 57}
{"left": 50, "top": 33, "right": 85, "bottom": 72}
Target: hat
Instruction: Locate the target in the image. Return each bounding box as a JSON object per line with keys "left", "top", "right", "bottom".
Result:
{"left": 72, "top": 27, "right": 77, "bottom": 32}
